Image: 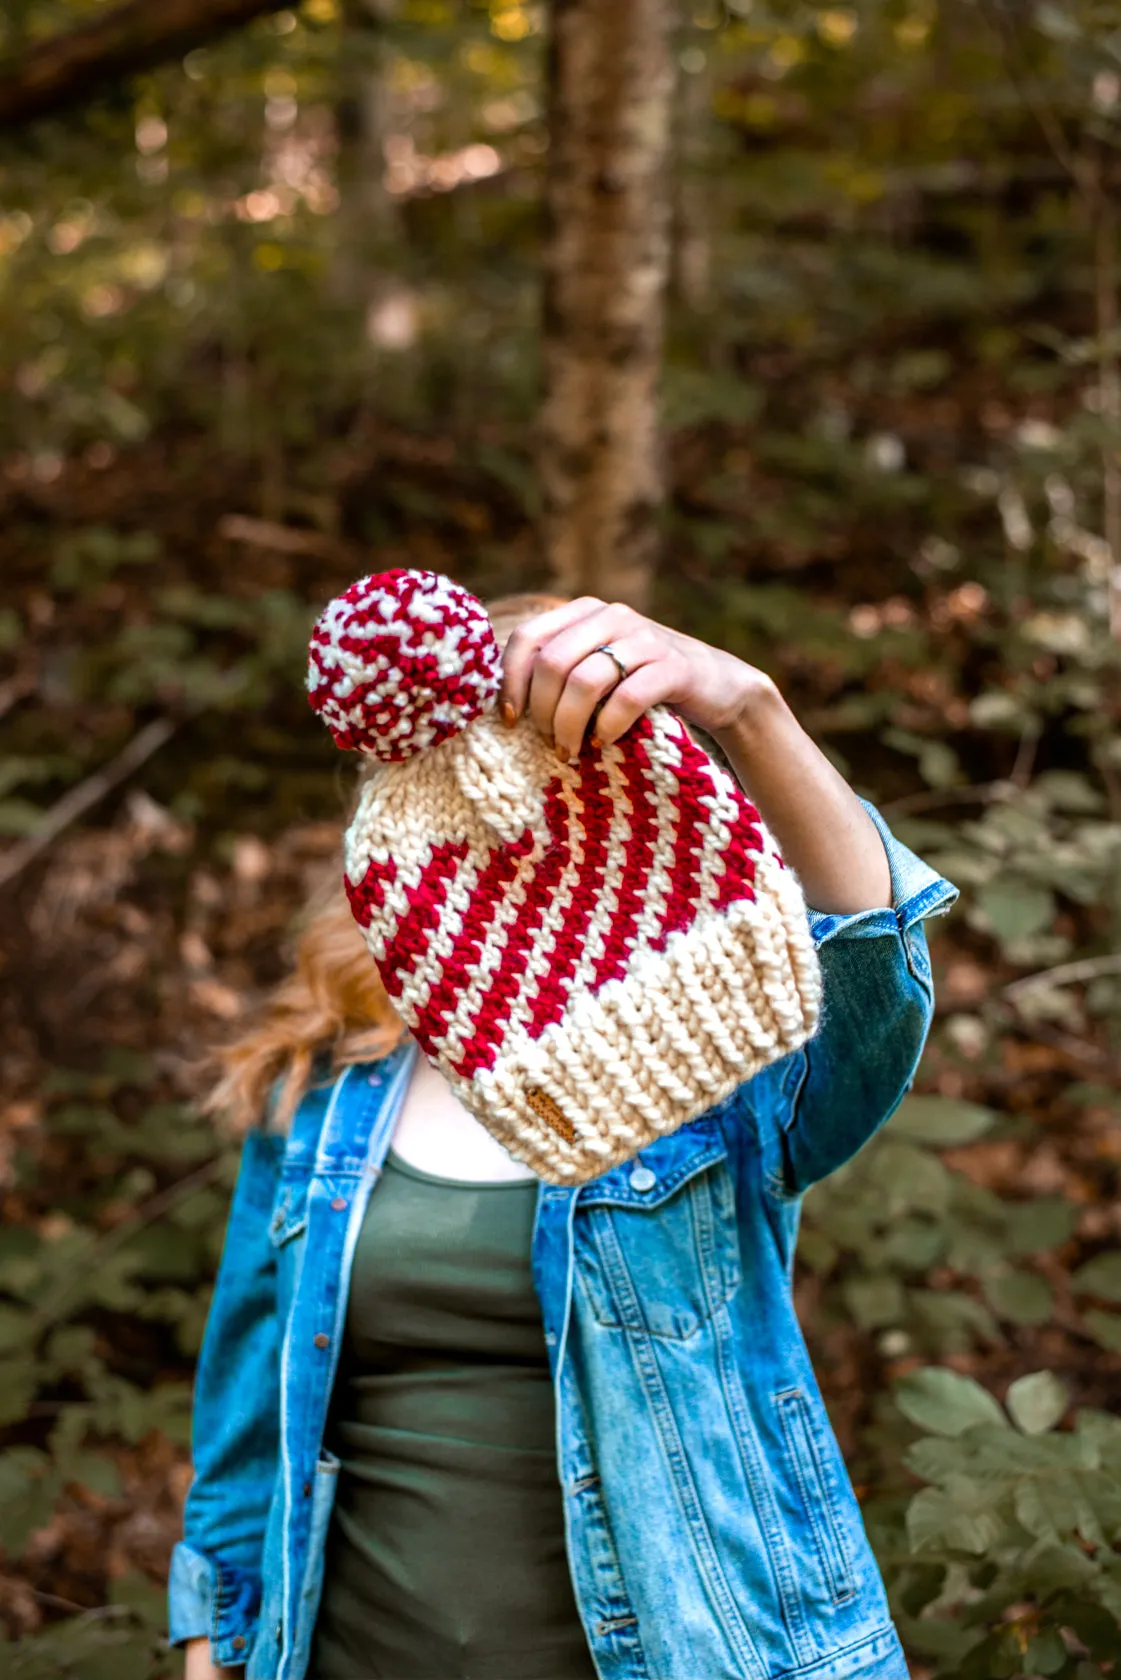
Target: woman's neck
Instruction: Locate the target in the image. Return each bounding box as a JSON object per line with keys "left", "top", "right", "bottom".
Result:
{"left": 390, "top": 1047, "right": 539, "bottom": 1183}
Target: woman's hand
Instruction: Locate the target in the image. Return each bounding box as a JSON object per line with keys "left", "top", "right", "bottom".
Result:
{"left": 498, "top": 594, "right": 893, "bottom": 916}
{"left": 184, "top": 1635, "right": 241, "bottom": 1679}
{"left": 498, "top": 596, "right": 769, "bottom": 763}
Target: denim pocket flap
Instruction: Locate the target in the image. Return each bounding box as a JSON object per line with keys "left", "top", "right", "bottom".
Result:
{"left": 576, "top": 1124, "right": 728, "bottom": 1210}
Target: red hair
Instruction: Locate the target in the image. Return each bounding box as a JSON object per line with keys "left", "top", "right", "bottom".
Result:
{"left": 204, "top": 590, "right": 569, "bottom": 1130}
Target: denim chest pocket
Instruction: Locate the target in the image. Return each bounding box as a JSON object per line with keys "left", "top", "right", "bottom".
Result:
{"left": 574, "top": 1130, "right": 742, "bottom": 1342}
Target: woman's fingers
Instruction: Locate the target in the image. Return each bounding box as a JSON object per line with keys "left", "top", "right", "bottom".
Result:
{"left": 549, "top": 637, "right": 660, "bottom": 759}
{"left": 498, "top": 597, "right": 606, "bottom": 722}
{"left": 498, "top": 597, "right": 696, "bottom": 757}
{"left": 587, "top": 657, "right": 678, "bottom": 750}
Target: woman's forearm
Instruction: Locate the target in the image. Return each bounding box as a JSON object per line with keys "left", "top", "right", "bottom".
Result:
{"left": 712, "top": 678, "right": 893, "bottom": 917}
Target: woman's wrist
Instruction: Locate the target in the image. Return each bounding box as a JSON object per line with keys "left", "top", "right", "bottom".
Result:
{"left": 183, "top": 1635, "right": 242, "bottom": 1679}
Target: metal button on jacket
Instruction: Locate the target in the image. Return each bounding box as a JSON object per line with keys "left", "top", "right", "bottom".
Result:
{"left": 313, "top": 1332, "right": 330, "bottom": 1349}
{"left": 629, "top": 1165, "right": 656, "bottom": 1193}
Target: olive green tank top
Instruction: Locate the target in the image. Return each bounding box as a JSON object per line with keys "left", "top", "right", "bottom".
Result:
{"left": 308, "top": 1150, "right": 598, "bottom": 1680}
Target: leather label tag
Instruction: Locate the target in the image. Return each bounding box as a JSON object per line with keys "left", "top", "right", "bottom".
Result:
{"left": 525, "top": 1085, "right": 576, "bottom": 1143}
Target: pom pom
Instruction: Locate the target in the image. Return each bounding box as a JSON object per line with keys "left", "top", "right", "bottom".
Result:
{"left": 307, "top": 569, "right": 503, "bottom": 761}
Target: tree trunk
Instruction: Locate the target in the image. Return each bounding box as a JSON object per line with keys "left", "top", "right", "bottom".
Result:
{"left": 538, "top": 0, "right": 678, "bottom": 611}
{"left": 329, "top": 0, "right": 401, "bottom": 316}
{"left": 0, "top": 0, "right": 292, "bottom": 130}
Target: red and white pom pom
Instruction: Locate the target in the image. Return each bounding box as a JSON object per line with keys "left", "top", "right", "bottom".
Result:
{"left": 307, "top": 569, "right": 503, "bottom": 761}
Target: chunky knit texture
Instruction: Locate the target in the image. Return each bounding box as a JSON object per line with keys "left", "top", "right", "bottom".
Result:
{"left": 309, "top": 571, "right": 823, "bottom": 1185}
{"left": 308, "top": 569, "right": 503, "bottom": 761}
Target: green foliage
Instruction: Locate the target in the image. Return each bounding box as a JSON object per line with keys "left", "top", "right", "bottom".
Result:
{"left": 883, "top": 1370, "right": 1121, "bottom": 1678}
{"left": 0, "top": 1053, "right": 233, "bottom": 1661}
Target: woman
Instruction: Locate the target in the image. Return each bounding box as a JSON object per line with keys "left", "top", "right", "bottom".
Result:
{"left": 171, "top": 589, "right": 957, "bottom": 1680}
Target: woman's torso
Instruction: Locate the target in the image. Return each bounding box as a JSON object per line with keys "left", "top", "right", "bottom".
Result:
{"left": 234, "top": 1040, "right": 908, "bottom": 1680}
{"left": 308, "top": 1138, "right": 597, "bottom": 1679}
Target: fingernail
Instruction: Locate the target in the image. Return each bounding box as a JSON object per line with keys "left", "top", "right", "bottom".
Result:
{"left": 590, "top": 736, "right": 603, "bottom": 751}
{"left": 501, "top": 702, "right": 516, "bottom": 728}
{"left": 555, "top": 744, "right": 569, "bottom": 764}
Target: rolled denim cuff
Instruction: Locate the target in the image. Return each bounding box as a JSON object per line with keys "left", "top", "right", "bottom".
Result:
{"left": 805, "top": 797, "right": 959, "bottom": 949}
{"left": 167, "top": 1540, "right": 261, "bottom": 1666}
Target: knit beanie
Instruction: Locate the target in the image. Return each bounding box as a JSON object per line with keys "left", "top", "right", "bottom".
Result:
{"left": 308, "top": 570, "right": 822, "bottom": 1185}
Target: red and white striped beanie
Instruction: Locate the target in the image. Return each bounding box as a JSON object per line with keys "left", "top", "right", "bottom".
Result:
{"left": 308, "top": 570, "right": 822, "bottom": 1185}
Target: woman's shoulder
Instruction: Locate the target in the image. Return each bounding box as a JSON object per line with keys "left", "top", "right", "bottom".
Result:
{"left": 262, "top": 1053, "right": 400, "bottom": 1155}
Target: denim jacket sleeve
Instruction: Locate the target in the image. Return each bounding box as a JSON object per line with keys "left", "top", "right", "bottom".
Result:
{"left": 755, "top": 797, "right": 958, "bottom": 1196}
{"left": 167, "top": 1126, "right": 285, "bottom": 1663}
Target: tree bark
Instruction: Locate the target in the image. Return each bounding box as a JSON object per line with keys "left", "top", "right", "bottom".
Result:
{"left": 0, "top": 0, "right": 292, "bottom": 130}
{"left": 329, "top": 0, "right": 401, "bottom": 313}
{"left": 538, "top": 0, "right": 678, "bottom": 611}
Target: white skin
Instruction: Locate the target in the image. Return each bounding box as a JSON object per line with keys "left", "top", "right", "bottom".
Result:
{"left": 184, "top": 597, "right": 891, "bottom": 1676}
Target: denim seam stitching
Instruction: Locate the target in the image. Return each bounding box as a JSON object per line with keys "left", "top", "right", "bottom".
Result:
{"left": 775, "top": 1389, "right": 857, "bottom": 1607}
{"left": 604, "top": 1240, "right": 767, "bottom": 1677}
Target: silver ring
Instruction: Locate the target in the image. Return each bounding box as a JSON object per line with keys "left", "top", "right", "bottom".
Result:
{"left": 593, "top": 643, "right": 629, "bottom": 685}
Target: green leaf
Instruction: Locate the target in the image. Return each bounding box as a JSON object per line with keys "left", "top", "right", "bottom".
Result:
{"left": 843, "top": 1273, "right": 905, "bottom": 1329}
{"left": 1026, "top": 1629, "right": 1070, "bottom": 1675}
{"left": 796, "top": 1226, "right": 838, "bottom": 1274}
{"left": 910, "top": 1290, "right": 1003, "bottom": 1351}
{"left": 1006, "top": 1370, "right": 1069, "bottom": 1435}
{"left": 0, "top": 797, "right": 46, "bottom": 837}
{"left": 879, "top": 1217, "right": 945, "bottom": 1270}
{"left": 0, "top": 1445, "right": 49, "bottom": 1502}
{"left": 977, "top": 880, "right": 1055, "bottom": 943}
{"left": 889, "top": 1096, "right": 997, "bottom": 1146}
{"left": 58, "top": 1451, "right": 122, "bottom": 1500}
{"left": 905, "top": 1479, "right": 1010, "bottom": 1554}
{"left": 867, "top": 1139, "right": 952, "bottom": 1216}
{"left": 1077, "top": 1406, "right": 1121, "bottom": 1455}
{"left": 107, "top": 1570, "right": 168, "bottom": 1627}
{"left": 1072, "top": 1252, "right": 1121, "bottom": 1302}
{"left": 894, "top": 1366, "right": 1008, "bottom": 1436}
{"left": 1033, "top": 770, "right": 1105, "bottom": 814}
{"left": 983, "top": 1270, "right": 1054, "bottom": 1327}
{"left": 1005, "top": 1196, "right": 1078, "bottom": 1255}
{"left": 0, "top": 1360, "right": 38, "bottom": 1428}
{"left": 1083, "top": 1307, "right": 1121, "bottom": 1352}
{"left": 904, "top": 1434, "right": 968, "bottom": 1483}
{"left": 0, "top": 1446, "right": 59, "bottom": 1555}
{"left": 0, "top": 1301, "right": 35, "bottom": 1352}
{"left": 1014, "top": 1476, "right": 1102, "bottom": 1545}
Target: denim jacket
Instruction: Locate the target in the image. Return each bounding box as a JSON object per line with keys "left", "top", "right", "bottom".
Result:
{"left": 169, "top": 800, "right": 958, "bottom": 1680}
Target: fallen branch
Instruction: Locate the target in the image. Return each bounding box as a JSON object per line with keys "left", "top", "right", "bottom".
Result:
{"left": 217, "top": 512, "right": 341, "bottom": 558}
{"left": 0, "top": 715, "right": 178, "bottom": 891}
{"left": 879, "top": 780, "right": 1016, "bottom": 817}
{"left": 0, "top": 0, "right": 291, "bottom": 130}
{"left": 1004, "top": 952, "right": 1121, "bottom": 1001}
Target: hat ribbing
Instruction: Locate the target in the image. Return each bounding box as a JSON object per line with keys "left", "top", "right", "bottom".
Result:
{"left": 309, "top": 571, "right": 822, "bottom": 1185}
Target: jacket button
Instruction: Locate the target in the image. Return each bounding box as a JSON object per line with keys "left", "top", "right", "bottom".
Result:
{"left": 231, "top": 1635, "right": 247, "bottom": 1651}
{"left": 314, "top": 1332, "right": 330, "bottom": 1349}
{"left": 629, "top": 1165, "right": 656, "bottom": 1193}
{"left": 303, "top": 1480, "right": 312, "bottom": 1496}
{"left": 330, "top": 1197, "right": 347, "bottom": 1211}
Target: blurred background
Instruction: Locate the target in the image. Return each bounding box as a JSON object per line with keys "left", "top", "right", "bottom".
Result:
{"left": 1, "top": 1, "right": 1121, "bottom": 1676}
